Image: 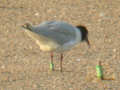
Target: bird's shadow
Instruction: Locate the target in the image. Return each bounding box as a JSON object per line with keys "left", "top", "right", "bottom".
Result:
{"left": 53, "top": 69, "right": 72, "bottom": 73}
{"left": 38, "top": 69, "right": 72, "bottom": 73}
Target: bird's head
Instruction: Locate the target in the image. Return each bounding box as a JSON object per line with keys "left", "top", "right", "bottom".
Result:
{"left": 76, "top": 25, "right": 90, "bottom": 48}
{"left": 22, "top": 23, "right": 33, "bottom": 31}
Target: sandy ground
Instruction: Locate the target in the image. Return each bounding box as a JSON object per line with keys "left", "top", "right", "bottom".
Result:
{"left": 0, "top": 0, "right": 120, "bottom": 90}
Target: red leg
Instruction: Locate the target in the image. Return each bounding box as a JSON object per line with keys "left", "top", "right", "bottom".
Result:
{"left": 51, "top": 52, "right": 53, "bottom": 64}
{"left": 50, "top": 52, "right": 54, "bottom": 71}
{"left": 60, "top": 53, "right": 63, "bottom": 72}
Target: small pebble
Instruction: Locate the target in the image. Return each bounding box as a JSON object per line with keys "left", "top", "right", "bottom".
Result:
{"left": 76, "top": 59, "right": 81, "bottom": 61}
{"left": 35, "top": 13, "right": 39, "bottom": 16}
{"left": 113, "top": 49, "right": 117, "bottom": 52}
{"left": 33, "top": 84, "right": 37, "bottom": 88}
{"left": 29, "top": 45, "right": 33, "bottom": 50}
{"left": 54, "top": 15, "right": 57, "bottom": 17}
{"left": 1, "top": 65, "right": 5, "bottom": 69}
{"left": 99, "top": 12, "right": 105, "bottom": 17}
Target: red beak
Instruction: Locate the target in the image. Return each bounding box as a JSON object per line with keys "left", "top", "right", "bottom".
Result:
{"left": 86, "top": 37, "right": 90, "bottom": 48}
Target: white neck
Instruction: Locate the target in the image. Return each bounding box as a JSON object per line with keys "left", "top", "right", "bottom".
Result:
{"left": 74, "top": 27, "right": 82, "bottom": 43}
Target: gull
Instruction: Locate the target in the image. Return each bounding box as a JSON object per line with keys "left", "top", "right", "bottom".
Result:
{"left": 22, "top": 21, "right": 90, "bottom": 72}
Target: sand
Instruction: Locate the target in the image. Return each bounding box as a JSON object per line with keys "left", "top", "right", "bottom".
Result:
{"left": 0, "top": 0, "right": 120, "bottom": 90}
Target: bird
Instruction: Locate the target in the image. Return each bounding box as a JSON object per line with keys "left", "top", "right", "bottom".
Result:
{"left": 22, "top": 21, "right": 90, "bottom": 72}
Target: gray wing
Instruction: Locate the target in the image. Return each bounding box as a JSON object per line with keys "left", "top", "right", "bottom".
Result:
{"left": 32, "top": 21, "right": 76, "bottom": 45}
